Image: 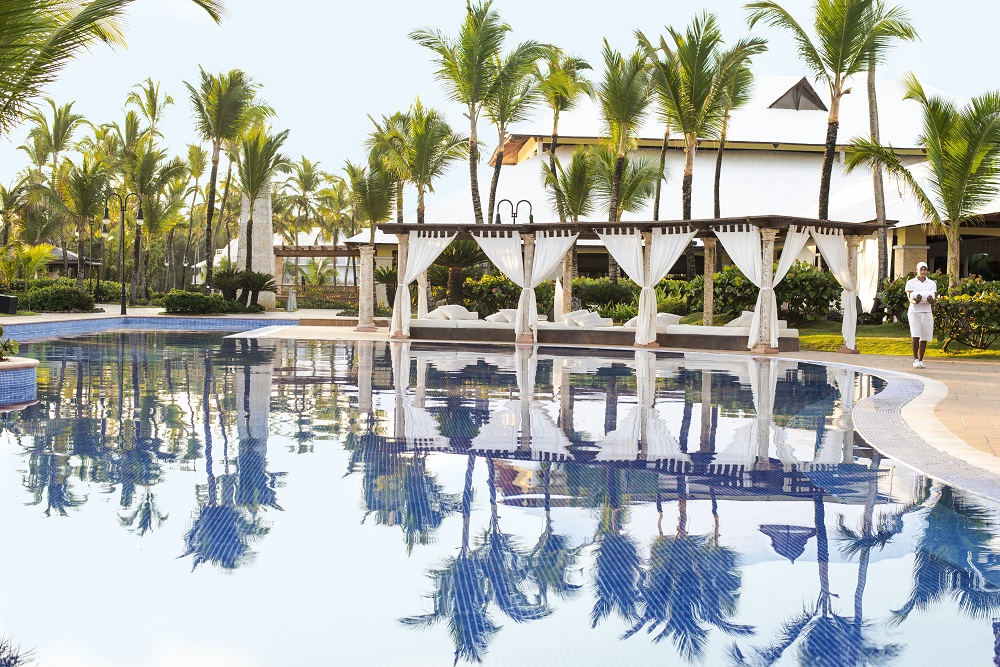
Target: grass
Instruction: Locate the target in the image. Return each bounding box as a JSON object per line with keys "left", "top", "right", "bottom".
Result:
{"left": 798, "top": 319, "right": 1000, "bottom": 359}
{"left": 0, "top": 311, "right": 37, "bottom": 317}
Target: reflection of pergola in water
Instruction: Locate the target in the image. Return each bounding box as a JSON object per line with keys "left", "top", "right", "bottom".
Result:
{"left": 375, "top": 215, "right": 886, "bottom": 352}
{"left": 361, "top": 341, "right": 884, "bottom": 502}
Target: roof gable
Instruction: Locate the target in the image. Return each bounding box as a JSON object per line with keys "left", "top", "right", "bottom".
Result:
{"left": 768, "top": 77, "right": 828, "bottom": 111}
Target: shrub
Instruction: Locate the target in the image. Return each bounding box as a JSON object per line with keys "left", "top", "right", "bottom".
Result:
{"left": 374, "top": 266, "right": 398, "bottom": 306}
{"left": 0, "top": 325, "right": 17, "bottom": 360}
{"left": 91, "top": 280, "right": 124, "bottom": 303}
{"left": 709, "top": 265, "right": 759, "bottom": 319}
{"left": 655, "top": 280, "right": 691, "bottom": 315}
{"left": 934, "top": 293, "right": 1000, "bottom": 350}
{"left": 239, "top": 271, "right": 277, "bottom": 306}
{"left": 22, "top": 285, "right": 95, "bottom": 312}
{"left": 573, "top": 277, "right": 637, "bottom": 308}
{"left": 463, "top": 274, "right": 554, "bottom": 317}
{"left": 213, "top": 266, "right": 244, "bottom": 301}
{"left": 597, "top": 302, "right": 638, "bottom": 323}
{"left": 162, "top": 290, "right": 230, "bottom": 314}
{"left": 775, "top": 261, "right": 843, "bottom": 327}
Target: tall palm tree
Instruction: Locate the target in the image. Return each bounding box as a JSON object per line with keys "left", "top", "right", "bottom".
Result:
{"left": 591, "top": 466, "right": 643, "bottom": 628}
{"left": 595, "top": 42, "right": 650, "bottom": 223}
{"left": 528, "top": 462, "right": 583, "bottom": 605}
{"left": 0, "top": 1, "right": 224, "bottom": 138}
{"left": 542, "top": 145, "right": 597, "bottom": 223}
{"left": 433, "top": 240, "right": 487, "bottom": 304}
{"left": 367, "top": 110, "right": 411, "bottom": 223}
{"left": 235, "top": 125, "right": 290, "bottom": 275}
{"left": 862, "top": 2, "right": 917, "bottom": 285}
{"left": 185, "top": 67, "right": 267, "bottom": 288}
{"left": 484, "top": 46, "right": 545, "bottom": 221}
{"left": 181, "top": 144, "right": 208, "bottom": 288}
{"left": 713, "top": 55, "right": 763, "bottom": 219}
{"left": 347, "top": 158, "right": 396, "bottom": 326}
{"left": 41, "top": 157, "right": 107, "bottom": 288}
{"left": 411, "top": 1, "right": 531, "bottom": 224}
{"left": 844, "top": 75, "right": 1000, "bottom": 294}
{"left": 592, "top": 144, "right": 660, "bottom": 222}
{"left": 746, "top": 0, "right": 916, "bottom": 219}
{"left": 0, "top": 177, "right": 28, "bottom": 245}
{"left": 126, "top": 77, "right": 172, "bottom": 145}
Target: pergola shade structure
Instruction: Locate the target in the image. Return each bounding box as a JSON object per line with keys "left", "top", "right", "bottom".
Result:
{"left": 377, "top": 215, "right": 886, "bottom": 352}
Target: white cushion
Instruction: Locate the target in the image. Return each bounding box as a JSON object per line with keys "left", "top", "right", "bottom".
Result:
{"left": 655, "top": 313, "right": 681, "bottom": 327}
{"left": 499, "top": 308, "right": 518, "bottom": 323}
{"left": 484, "top": 312, "right": 507, "bottom": 323}
{"left": 563, "top": 309, "right": 590, "bottom": 322}
{"left": 562, "top": 315, "right": 581, "bottom": 327}
{"left": 438, "top": 304, "right": 478, "bottom": 320}
{"left": 576, "top": 311, "right": 609, "bottom": 327}
{"left": 424, "top": 308, "right": 448, "bottom": 320}
{"left": 624, "top": 315, "right": 639, "bottom": 328}
{"left": 725, "top": 311, "right": 754, "bottom": 327}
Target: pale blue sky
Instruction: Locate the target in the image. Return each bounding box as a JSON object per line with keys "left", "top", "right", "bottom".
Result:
{"left": 0, "top": 0, "right": 992, "bottom": 202}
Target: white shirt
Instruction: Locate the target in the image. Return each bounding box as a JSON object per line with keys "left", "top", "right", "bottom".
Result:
{"left": 905, "top": 277, "right": 936, "bottom": 313}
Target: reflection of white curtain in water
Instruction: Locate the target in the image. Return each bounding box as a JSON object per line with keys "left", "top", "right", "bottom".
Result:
{"left": 858, "top": 237, "right": 878, "bottom": 314}
{"left": 811, "top": 228, "right": 858, "bottom": 349}
{"left": 390, "top": 229, "right": 456, "bottom": 337}
{"left": 390, "top": 342, "right": 449, "bottom": 450}
{"left": 715, "top": 225, "right": 810, "bottom": 348}
{"left": 709, "top": 357, "right": 776, "bottom": 471}
{"left": 597, "top": 228, "right": 694, "bottom": 345}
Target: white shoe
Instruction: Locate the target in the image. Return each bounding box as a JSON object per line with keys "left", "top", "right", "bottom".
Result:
{"left": 913, "top": 359, "right": 926, "bottom": 369}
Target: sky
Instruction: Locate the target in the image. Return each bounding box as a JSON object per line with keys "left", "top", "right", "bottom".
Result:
{"left": 0, "top": 0, "right": 994, "bottom": 206}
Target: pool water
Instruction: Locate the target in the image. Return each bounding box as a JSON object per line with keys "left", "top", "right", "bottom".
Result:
{"left": 1, "top": 332, "right": 998, "bottom": 666}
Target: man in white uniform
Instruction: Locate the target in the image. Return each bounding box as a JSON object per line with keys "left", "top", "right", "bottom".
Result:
{"left": 905, "top": 261, "right": 936, "bottom": 369}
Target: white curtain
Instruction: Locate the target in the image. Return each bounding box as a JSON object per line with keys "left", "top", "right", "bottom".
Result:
{"left": 389, "top": 230, "right": 456, "bottom": 337}
{"left": 716, "top": 225, "right": 810, "bottom": 349}
{"left": 812, "top": 228, "right": 858, "bottom": 349}
{"left": 554, "top": 278, "right": 564, "bottom": 322}
{"left": 858, "top": 236, "right": 878, "bottom": 314}
{"left": 597, "top": 228, "right": 694, "bottom": 344}
{"left": 523, "top": 230, "right": 578, "bottom": 337}
{"left": 474, "top": 230, "right": 527, "bottom": 335}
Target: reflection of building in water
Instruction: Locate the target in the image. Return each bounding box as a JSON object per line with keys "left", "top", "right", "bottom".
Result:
{"left": 233, "top": 339, "right": 283, "bottom": 510}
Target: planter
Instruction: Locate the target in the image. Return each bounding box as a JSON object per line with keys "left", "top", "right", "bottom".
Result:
{"left": 0, "top": 294, "right": 17, "bottom": 315}
{"left": 0, "top": 357, "right": 39, "bottom": 407}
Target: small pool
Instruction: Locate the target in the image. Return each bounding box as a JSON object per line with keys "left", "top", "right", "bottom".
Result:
{"left": 0, "top": 332, "right": 997, "bottom": 666}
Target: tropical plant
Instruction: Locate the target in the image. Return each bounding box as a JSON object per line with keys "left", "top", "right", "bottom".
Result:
{"left": 591, "top": 467, "right": 643, "bottom": 628}
{"left": 374, "top": 265, "right": 398, "bottom": 306}
{"left": 0, "top": 178, "right": 28, "bottom": 245}
{"left": 746, "top": 0, "right": 916, "bottom": 219}
{"left": 297, "top": 258, "right": 338, "bottom": 286}
{"left": 235, "top": 125, "right": 289, "bottom": 279}
{"left": 542, "top": 145, "right": 597, "bottom": 223}
{"left": 713, "top": 48, "right": 762, "bottom": 218}
{"left": 185, "top": 67, "right": 267, "bottom": 288}
{"left": 411, "top": 1, "right": 531, "bottom": 224}
{"left": 239, "top": 270, "right": 277, "bottom": 307}
{"left": 595, "top": 41, "right": 650, "bottom": 222}
{"left": 435, "top": 240, "right": 487, "bottom": 304}
{"left": 212, "top": 265, "right": 243, "bottom": 301}
{"left": 845, "top": 75, "right": 1000, "bottom": 294}
{"left": 40, "top": 156, "right": 107, "bottom": 288}
{"left": 592, "top": 144, "right": 660, "bottom": 221}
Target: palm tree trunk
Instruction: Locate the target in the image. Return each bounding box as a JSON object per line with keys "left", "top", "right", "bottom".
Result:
{"left": 165, "top": 228, "right": 175, "bottom": 290}
{"left": 217, "top": 164, "right": 232, "bottom": 262}
{"left": 245, "top": 212, "right": 255, "bottom": 274}
{"left": 62, "top": 236, "right": 69, "bottom": 276}
{"left": 396, "top": 186, "right": 404, "bottom": 224}
{"left": 204, "top": 144, "right": 222, "bottom": 289}
{"left": 815, "top": 494, "right": 831, "bottom": 615}
{"left": 447, "top": 266, "right": 463, "bottom": 305}
{"left": 76, "top": 221, "right": 85, "bottom": 289}
{"left": 868, "top": 62, "right": 889, "bottom": 284}
{"left": 141, "top": 235, "right": 150, "bottom": 300}
{"left": 609, "top": 155, "right": 625, "bottom": 222}
{"left": 683, "top": 142, "right": 696, "bottom": 278}
{"left": 487, "top": 146, "right": 503, "bottom": 226}
{"left": 2, "top": 215, "right": 9, "bottom": 245}
{"left": 417, "top": 187, "right": 426, "bottom": 225}
{"left": 654, "top": 128, "right": 669, "bottom": 221}
{"left": 947, "top": 226, "right": 961, "bottom": 294}
{"left": 550, "top": 113, "right": 567, "bottom": 223}
{"left": 818, "top": 97, "right": 842, "bottom": 221}
{"left": 469, "top": 112, "right": 484, "bottom": 225}
{"left": 714, "top": 122, "right": 728, "bottom": 219}
{"left": 129, "top": 223, "right": 141, "bottom": 305}
{"left": 182, "top": 185, "right": 199, "bottom": 289}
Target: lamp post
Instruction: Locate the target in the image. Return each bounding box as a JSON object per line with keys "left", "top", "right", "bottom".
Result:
{"left": 493, "top": 198, "right": 534, "bottom": 224}
{"left": 104, "top": 192, "right": 143, "bottom": 315}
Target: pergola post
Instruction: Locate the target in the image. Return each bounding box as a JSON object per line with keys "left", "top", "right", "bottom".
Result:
{"left": 274, "top": 253, "right": 283, "bottom": 286}
{"left": 390, "top": 233, "right": 409, "bottom": 339}
{"left": 516, "top": 234, "right": 536, "bottom": 345}
{"left": 703, "top": 237, "right": 717, "bottom": 326}
{"left": 752, "top": 228, "right": 779, "bottom": 355}
{"left": 840, "top": 234, "right": 863, "bottom": 354}
{"left": 356, "top": 245, "right": 377, "bottom": 332}
{"left": 560, "top": 250, "right": 573, "bottom": 320}
{"left": 639, "top": 231, "right": 658, "bottom": 348}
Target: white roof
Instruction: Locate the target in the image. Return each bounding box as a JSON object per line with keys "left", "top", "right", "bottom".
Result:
{"left": 514, "top": 75, "right": 929, "bottom": 149}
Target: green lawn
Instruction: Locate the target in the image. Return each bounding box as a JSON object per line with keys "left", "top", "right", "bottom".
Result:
{"left": 798, "top": 319, "right": 1000, "bottom": 359}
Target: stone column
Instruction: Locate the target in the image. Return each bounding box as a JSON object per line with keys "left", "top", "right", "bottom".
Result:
{"left": 516, "top": 234, "right": 535, "bottom": 344}
{"left": 417, "top": 271, "right": 429, "bottom": 318}
{"left": 236, "top": 182, "right": 276, "bottom": 308}
{"left": 752, "top": 228, "right": 779, "bottom": 354}
{"left": 274, "top": 254, "right": 283, "bottom": 286}
{"left": 703, "top": 237, "right": 717, "bottom": 326}
{"left": 391, "top": 233, "right": 409, "bottom": 339}
{"left": 840, "top": 234, "right": 863, "bottom": 354}
{"left": 356, "top": 245, "right": 377, "bottom": 331}
{"left": 560, "top": 250, "right": 573, "bottom": 319}
{"left": 639, "top": 231, "right": 658, "bottom": 347}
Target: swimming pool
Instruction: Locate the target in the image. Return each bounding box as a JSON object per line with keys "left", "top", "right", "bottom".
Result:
{"left": 0, "top": 332, "right": 996, "bottom": 666}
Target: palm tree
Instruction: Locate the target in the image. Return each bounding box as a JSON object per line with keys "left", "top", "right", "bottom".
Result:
{"left": 746, "top": 0, "right": 915, "bottom": 220}
{"left": 713, "top": 57, "right": 765, "bottom": 219}
{"left": 181, "top": 144, "right": 207, "bottom": 288}
{"left": 0, "top": 177, "right": 28, "bottom": 245}
{"left": 844, "top": 75, "right": 1000, "bottom": 293}
{"left": 543, "top": 145, "right": 597, "bottom": 223}
{"left": 0, "top": 1, "right": 224, "bottom": 135}
{"left": 434, "top": 240, "right": 487, "bottom": 304}
{"left": 484, "top": 46, "right": 545, "bottom": 221}
{"left": 528, "top": 462, "right": 583, "bottom": 605}
{"left": 185, "top": 67, "right": 267, "bottom": 288}
{"left": 235, "top": 125, "right": 290, "bottom": 276}
{"left": 346, "top": 158, "right": 396, "bottom": 327}
{"left": 41, "top": 157, "right": 107, "bottom": 288}
{"left": 595, "top": 42, "right": 650, "bottom": 223}
{"left": 367, "top": 110, "right": 411, "bottom": 224}
{"left": 593, "top": 144, "right": 660, "bottom": 222}
{"left": 126, "top": 77, "right": 173, "bottom": 145}
{"left": 411, "top": 1, "right": 530, "bottom": 224}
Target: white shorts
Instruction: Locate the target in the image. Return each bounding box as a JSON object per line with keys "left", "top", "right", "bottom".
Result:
{"left": 908, "top": 310, "right": 934, "bottom": 342}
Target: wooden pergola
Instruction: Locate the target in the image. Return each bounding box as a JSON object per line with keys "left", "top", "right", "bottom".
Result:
{"left": 272, "top": 245, "right": 360, "bottom": 285}
{"left": 366, "top": 215, "right": 890, "bottom": 353}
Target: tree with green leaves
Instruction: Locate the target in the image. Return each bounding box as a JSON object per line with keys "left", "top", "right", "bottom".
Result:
{"left": 0, "top": 177, "right": 28, "bottom": 245}
{"left": 126, "top": 77, "right": 173, "bottom": 145}
{"left": 411, "top": 1, "right": 536, "bottom": 224}
{"left": 235, "top": 125, "right": 290, "bottom": 277}
{"left": 845, "top": 75, "right": 1000, "bottom": 294}
{"left": 347, "top": 158, "right": 396, "bottom": 327}
{"left": 181, "top": 144, "right": 208, "bottom": 289}
{"left": 41, "top": 157, "right": 107, "bottom": 288}
{"left": 595, "top": 42, "right": 650, "bottom": 223}
{"left": 543, "top": 145, "right": 597, "bottom": 224}
{"left": 746, "top": 0, "right": 916, "bottom": 219}
{"left": 367, "top": 110, "right": 411, "bottom": 223}
{"left": 593, "top": 144, "right": 660, "bottom": 222}
{"left": 185, "top": 67, "right": 268, "bottom": 288}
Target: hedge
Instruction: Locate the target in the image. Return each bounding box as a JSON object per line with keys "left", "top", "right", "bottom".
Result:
{"left": 22, "top": 286, "right": 95, "bottom": 312}
{"left": 463, "top": 273, "right": 554, "bottom": 317}
{"left": 161, "top": 290, "right": 263, "bottom": 315}
{"left": 934, "top": 293, "right": 1000, "bottom": 350}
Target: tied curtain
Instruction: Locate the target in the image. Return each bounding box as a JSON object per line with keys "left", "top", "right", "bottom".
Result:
{"left": 596, "top": 227, "right": 695, "bottom": 345}
{"left": 857, "top": 236, "right": 878, "bottom": 314}
{"left": 715, "top": 225, "right": 810, "bottom": 349}
{"left": 389, "top": 229, "right": 456, "bottom": 337}
{"left": 473, "top": 229, "right": 578, "bottom": 338}
{"left": 811, "top": 228, "right": 858, "bottom": 350}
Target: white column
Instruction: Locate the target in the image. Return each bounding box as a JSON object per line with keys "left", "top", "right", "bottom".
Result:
{"left": 516, "top": 234, "right": 535, "bottom": 344}
{"left": 752, "top": 228, "right": 779, "bottom": 354}
{"left": 640, "top": 231, "right": 658, "bottom": 348}
{"left": 356, "top": 245, "right": 377, "bottom": 331}
{"left": 391, "top": 233, "right": 409, "bottom": 339}
{"left": 703, "top": 237, "right": 717, "bottom": 326}
{"left": 236, "top": 182, "right": 276, "bottom": 308}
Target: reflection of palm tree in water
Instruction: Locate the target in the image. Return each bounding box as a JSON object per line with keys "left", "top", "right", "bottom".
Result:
{"left": 24, "top": 448, "right": 85, "bottom": 516}
{"left": 625, "top": 478, "right": 751, "bottom": 662}
{"left": 591, "top": 466, "right": 642, "bottom": 628}
{"left": 401, "top": 452, "right": 462, "bottom": 555}
{"left": 528, "top": 462, "right": 583, "bottom": 605}
{"left": 181, "top": 352, "right": 268, "bottom": 570}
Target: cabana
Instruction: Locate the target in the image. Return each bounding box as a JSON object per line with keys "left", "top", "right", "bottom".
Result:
{"left": 377, "top": 215, "right": 885, "bottom": 354}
